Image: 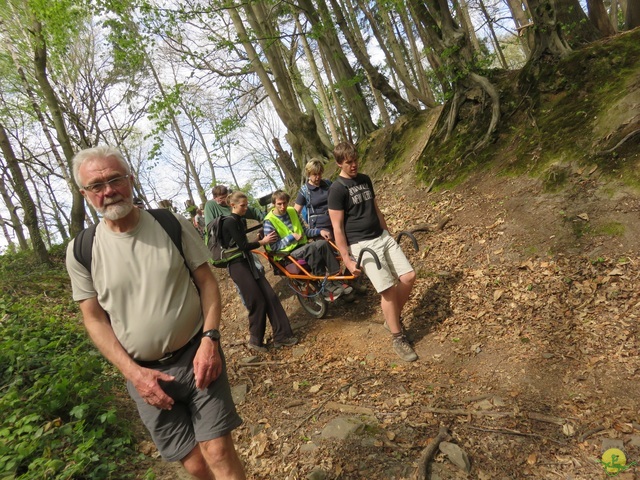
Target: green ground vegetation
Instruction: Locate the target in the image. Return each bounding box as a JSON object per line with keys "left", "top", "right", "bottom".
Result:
{"left": 0, "top": 248, "right": 142, "bottom": 479}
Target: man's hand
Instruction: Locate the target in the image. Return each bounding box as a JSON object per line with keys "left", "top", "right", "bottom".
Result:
{"left": 131, "top": 367, "right": 176, "bottom": 410}
{"left": 320, "top": 230, "right": 332, "bottom": 240}
{"left": 193, "top": 338, "right": 223, "bottom": 390}
{"left": 345, "top": 258, "right": 362, "bottom": 277}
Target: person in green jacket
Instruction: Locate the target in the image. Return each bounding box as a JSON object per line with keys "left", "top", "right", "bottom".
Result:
{"left": 204, "top": 185, "right": 265, "bottom": 226}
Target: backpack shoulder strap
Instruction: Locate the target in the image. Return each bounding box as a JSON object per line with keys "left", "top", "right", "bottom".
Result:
{"left": 147, "top": 209, "right": 184, "bottom": 259}
{"left": 72, "top": 210, "right": 190, "bottom": 279}
{"left": 73, "top": 224, "right": 98, "bottom": 273}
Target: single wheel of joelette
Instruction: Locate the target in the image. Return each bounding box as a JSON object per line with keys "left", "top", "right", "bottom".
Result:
{"left": 290, "top": 279, "right": 328, "bottom": 319}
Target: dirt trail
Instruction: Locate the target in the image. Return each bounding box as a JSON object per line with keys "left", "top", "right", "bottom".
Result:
{"left": 134, "top": 165, "right": 640, "bottom": 479}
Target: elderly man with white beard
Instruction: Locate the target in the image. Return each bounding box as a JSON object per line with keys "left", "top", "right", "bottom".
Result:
{"left": 65, "top": 146, "right": 246, "bottom": 480}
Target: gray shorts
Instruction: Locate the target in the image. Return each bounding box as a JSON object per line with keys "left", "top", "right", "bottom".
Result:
{"left": 349, "top": 230, "right": 414, "bottom": 293}
{"left": 127, "top": 341, "right": 243, "bottom": 462}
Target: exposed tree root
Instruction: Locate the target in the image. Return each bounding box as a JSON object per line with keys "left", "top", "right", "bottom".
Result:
{"left": 414, "top": 426, "right": 450, "bottom": 480}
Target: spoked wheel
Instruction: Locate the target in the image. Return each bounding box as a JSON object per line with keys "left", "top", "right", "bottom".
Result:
{"left": 290, "top": 279, "right": 328, "bottom": 319}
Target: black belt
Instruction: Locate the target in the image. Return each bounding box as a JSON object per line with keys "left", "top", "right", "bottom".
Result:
{"left": 135, "top": 331, "right": 202, "bottom": 368}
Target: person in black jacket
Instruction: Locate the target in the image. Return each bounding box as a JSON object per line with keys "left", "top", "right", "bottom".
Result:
{"left": 221, "top": 191, "right": 298, "bottom": 353}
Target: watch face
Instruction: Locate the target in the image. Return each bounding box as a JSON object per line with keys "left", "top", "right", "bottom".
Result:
{"left": 204, "top": 329, "right": 220, "bottom": 340}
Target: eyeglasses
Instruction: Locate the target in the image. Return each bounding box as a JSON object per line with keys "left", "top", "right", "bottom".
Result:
{"left": 83, "top": 175, "right": 131, "bottom": 194}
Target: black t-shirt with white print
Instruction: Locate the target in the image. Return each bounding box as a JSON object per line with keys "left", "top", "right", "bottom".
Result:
{"left": 327, "top": 173, "right": 383, "bottom": 245}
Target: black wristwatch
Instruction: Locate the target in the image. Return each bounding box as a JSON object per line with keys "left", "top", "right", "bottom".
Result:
{"left": 202, "top": 329, "right": 221, "bottom": 342}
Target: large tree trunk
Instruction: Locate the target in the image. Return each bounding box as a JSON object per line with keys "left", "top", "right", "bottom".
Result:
{"left": 586, "top": 0, "right": 617, "bottom": 35}
{"left": 228, "top": 4, "right": 330, "bottom": 173}
{"left": 31, "top": 19, "right": 85, "bottom": 237}
{"left": 409, "top": 0, "right": 501, "bottom": 147}
{"left": 626, "top": 0, "right": 640, "bottom": 29}
{"left": 0, "top": 124, "right": 50, "bottom": 264}
{"left": 525, "top": 0, "right": 572, "bottom": 62}
{"left": 555, "top": 0, "right": 601, "bottom": 46}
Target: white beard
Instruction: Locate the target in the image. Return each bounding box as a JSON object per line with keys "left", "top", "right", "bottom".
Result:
{"left": 95, "top": 196, "right": 134, "bottom": 220}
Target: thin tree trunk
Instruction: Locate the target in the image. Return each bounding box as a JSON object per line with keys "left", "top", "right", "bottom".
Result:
{"left": 457, "top": 0, "right": 482, "bottom": 53}
{"left": 148, "top": 61, "right": 207, "bottom": 207}
{"left": 505, "top": 0, "right": 534, "bottom": 57}
{"left": 397, "top": 9, "right": 437, "bottom": 106}
{"left": 0, "top": 217, "right": 17, "bottom": 252}
{"left": 296, "top": 0, "right": 377, "bottom": 138}
{"left": 0, "top": 172, "right": 28, "bottom": 249}
{"left": 295, "top": 15, "right": 341, "bottom": 146}
{"left": 0, "top": 123, "right": 50, "bottom": 263}
{"left": 358, "top": 0, "right": 437, "bottom": 108}
{"left": 478, "top": 0, "right": 509, "bottom": 68}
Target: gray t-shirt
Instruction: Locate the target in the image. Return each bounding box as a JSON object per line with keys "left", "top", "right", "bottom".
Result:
{"left": 66, "top": 210, "right": 211, "bottom": 361}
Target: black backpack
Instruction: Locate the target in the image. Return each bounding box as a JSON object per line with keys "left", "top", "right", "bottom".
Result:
{"left": 205, "top": 216, "right": 242, "bottom": 268}
{"left": 73, "top": 209, "right": 186, "bottom": 274}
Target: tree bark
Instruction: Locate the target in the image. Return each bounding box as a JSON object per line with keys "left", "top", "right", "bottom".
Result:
{"left": 0, "top": 123, "right": 50, "bottom": 264}
{"left": 626, "top": 0, "right": 640, "bottom": 29}
{"left": 329, "top": 0, "right": 418, "bottom": 116}
{"left": 586, "top": 0, "right": 617, "bottom": 35}
{"left": 525, "top": 0, "right": 572, "bottom": 62}
{"left": 0, "top": 171, "right": 28, "bottom": 250}
{"left": 31, "top": 19, "right": 85, "bottom": 237}
{"left": 555, "top": 0, "right": 601, "bottom": 46}
{"left": 296, "top": 0, "right": 377, "bottom": 139}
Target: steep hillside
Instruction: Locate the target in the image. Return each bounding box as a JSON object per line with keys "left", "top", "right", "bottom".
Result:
{"left": 137, "top": 32, "right": 640, "bottom": 480}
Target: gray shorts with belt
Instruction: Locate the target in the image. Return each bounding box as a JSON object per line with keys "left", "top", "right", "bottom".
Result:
{"left": 127, "top": 340, "right": 242, "bottom": 462}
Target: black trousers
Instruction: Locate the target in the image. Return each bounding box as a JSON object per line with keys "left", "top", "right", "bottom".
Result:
{"left": 228, "top": 259, "right": 293, "bottom": 345}
{"left": 291, "top": 240, "right": 340, "bottom": 276}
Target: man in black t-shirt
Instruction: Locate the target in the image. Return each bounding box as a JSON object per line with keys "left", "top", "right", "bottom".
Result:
{"left": 328, "top": 142, "right": 418, "bottom": 362}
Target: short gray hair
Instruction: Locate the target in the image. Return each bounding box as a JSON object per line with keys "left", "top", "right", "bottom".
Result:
{"left": 72, "top": 146, "right": 130, "bottom": 188}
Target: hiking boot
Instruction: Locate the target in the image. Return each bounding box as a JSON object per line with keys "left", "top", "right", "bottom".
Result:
{"left": 352, "top": 277, "right": 368, "bottom": 293}
{"left": 323, "top": 281, "right": 344, "bottom": 302}
{"left": 247, "top": 342, "right": 268, "bottom": 353}
{"left": 383, "top": 318, "right": 412, "bottom": 342}
{"left": 274, "top": 336, "right": 298, "bottom": 348}
{"left": 392, "top": 335, "right": 418, "bottom": 362}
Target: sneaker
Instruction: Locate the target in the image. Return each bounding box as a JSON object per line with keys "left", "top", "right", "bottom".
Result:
{"left": 392, "top": 335, "right": 418, "bottom": 362}
{"left": 341, "top": 283, "right": 354, "bottom": 295}
{"left": 247, "top": 342, "right": 268, "bottom": 353}
{"left": 274, "top": 336, "right": 298, "bottom": 348}
{"left": 323, "top": 282, "right": 344, "bottom": 302}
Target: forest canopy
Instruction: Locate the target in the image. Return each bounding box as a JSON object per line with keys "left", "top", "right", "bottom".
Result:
{"left": 0, "top": 0, "right": 638, "bottom": 260}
